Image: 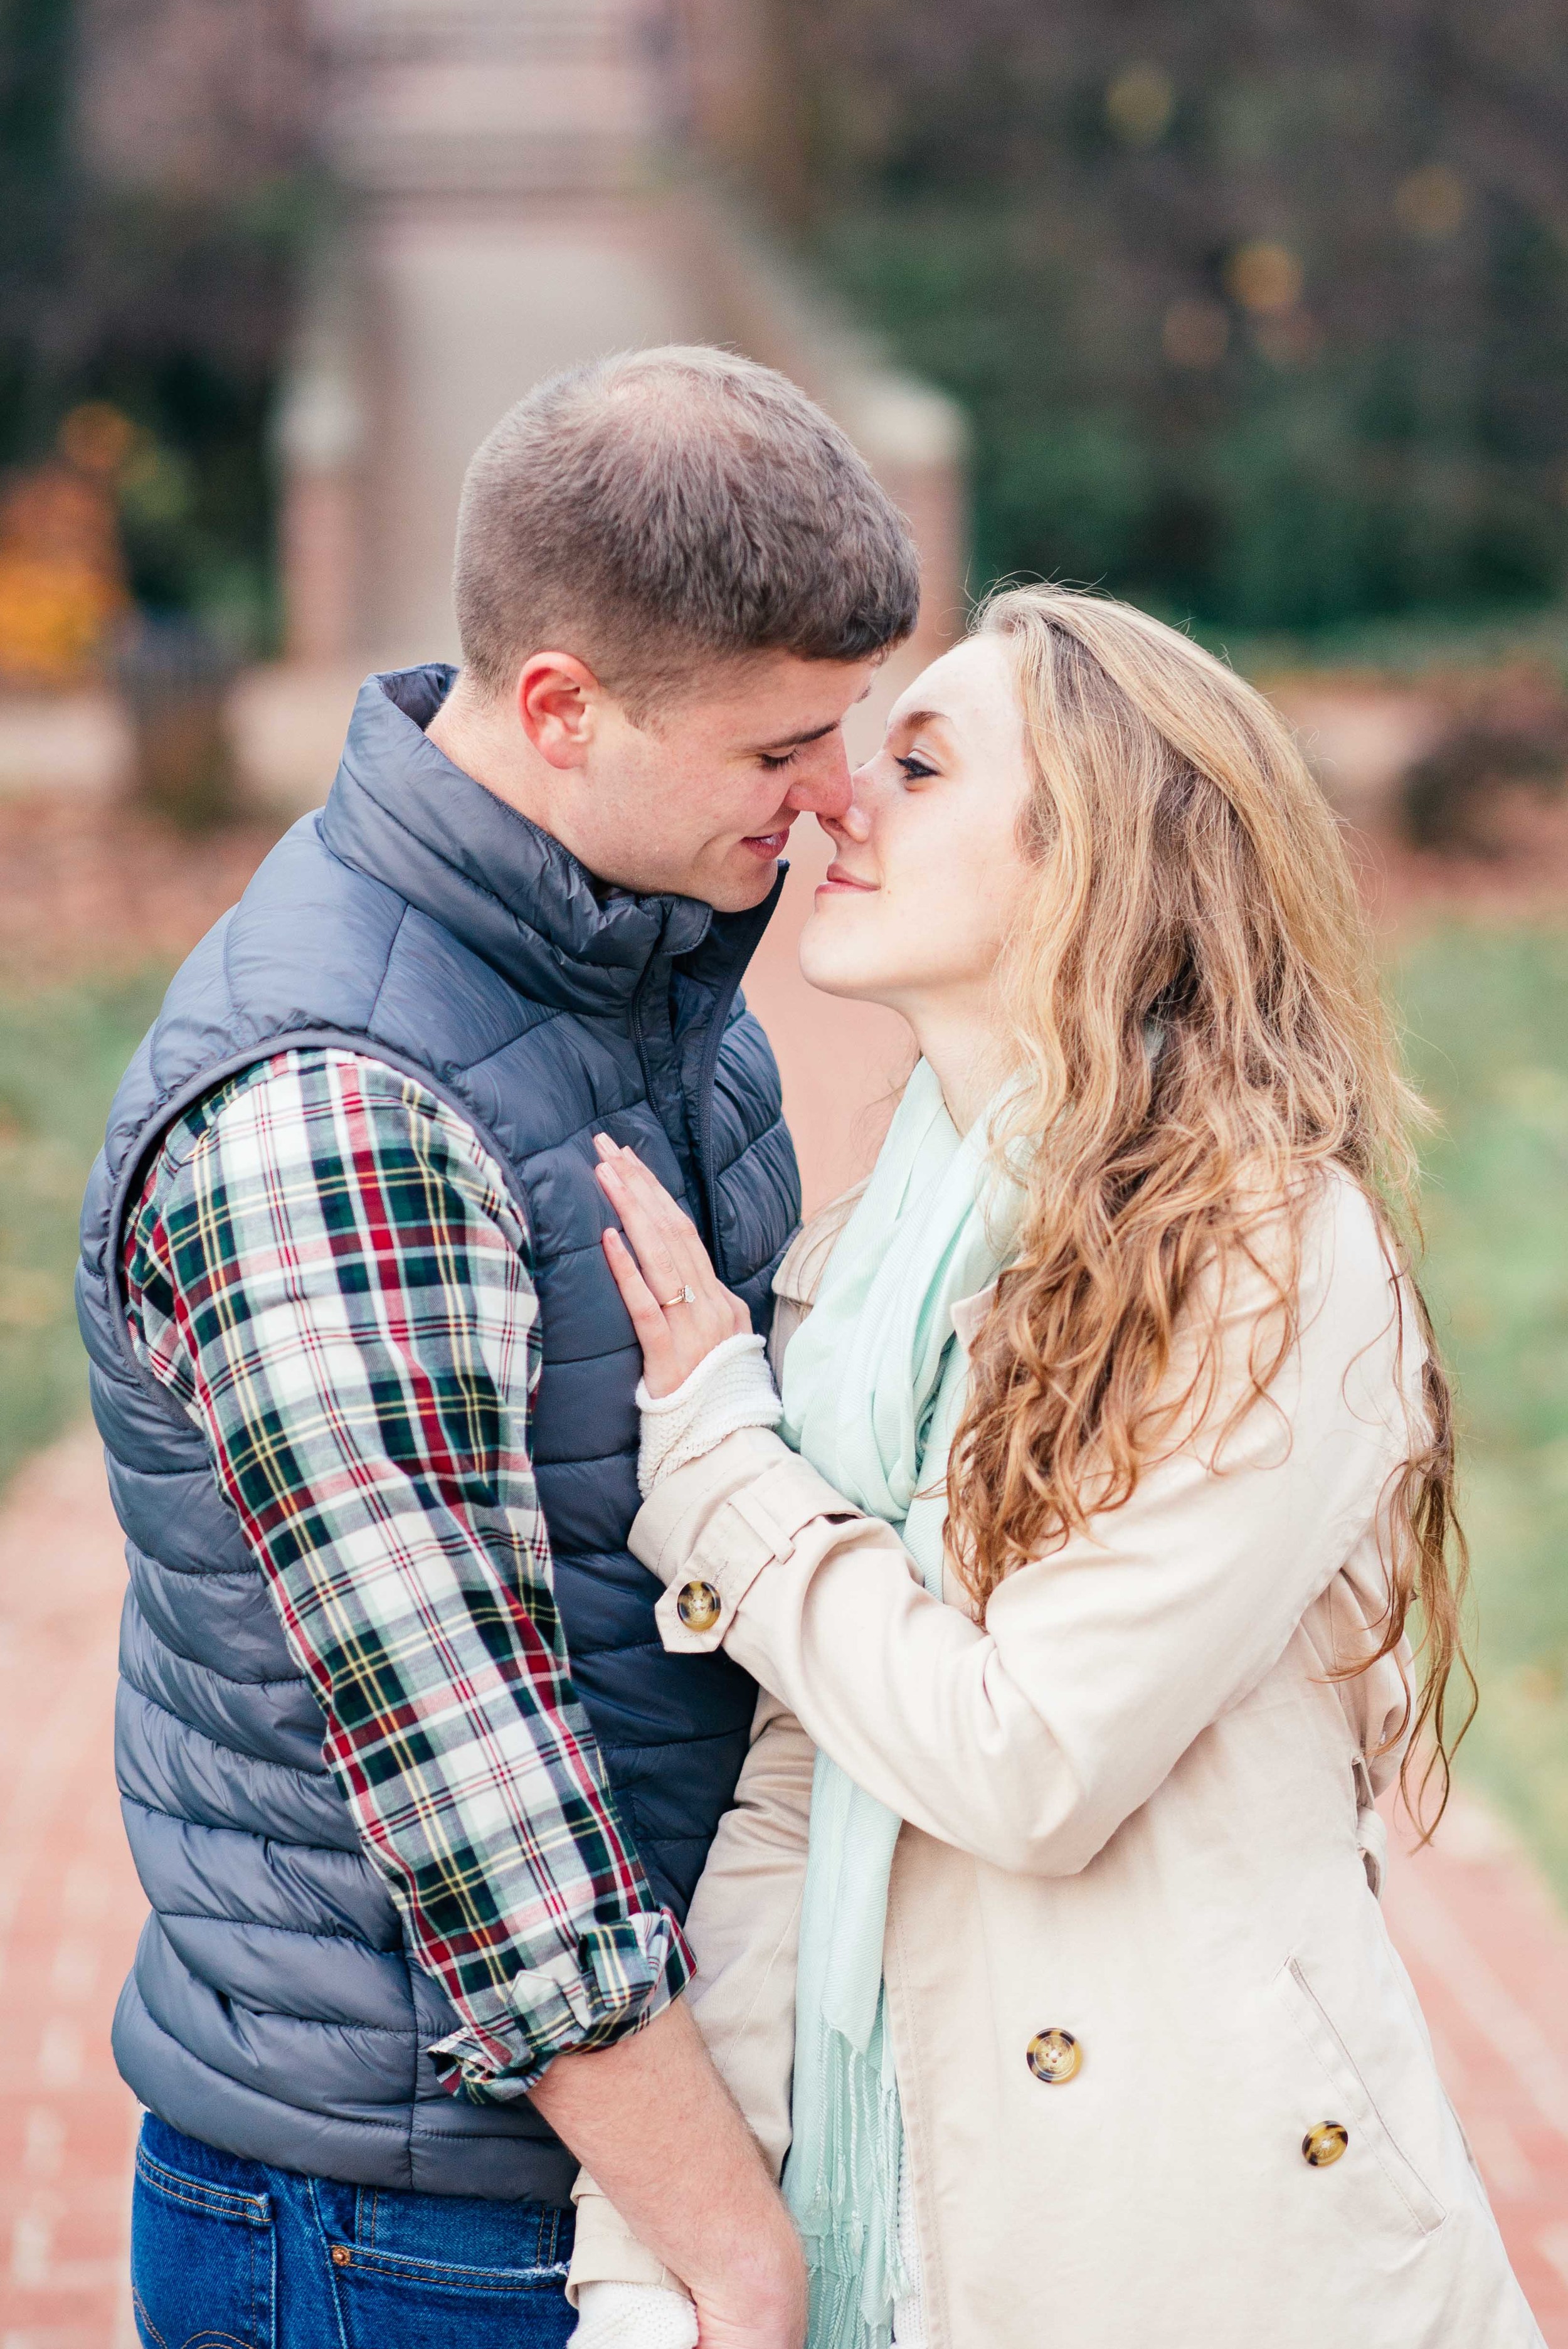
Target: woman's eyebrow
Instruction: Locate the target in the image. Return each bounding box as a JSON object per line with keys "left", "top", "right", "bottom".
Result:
{"left": 892, "top": 706, "right": 953, "bottom": 738}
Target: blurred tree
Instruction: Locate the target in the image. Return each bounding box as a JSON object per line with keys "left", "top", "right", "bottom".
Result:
{"left": 739, "top": 0, "right": 1568, "bottom": 632}
{"left": 0, "top": 0, "right": 309, "bottom": 658}
{"left": 0, "top": 0, "right": 75, "bottom": 455}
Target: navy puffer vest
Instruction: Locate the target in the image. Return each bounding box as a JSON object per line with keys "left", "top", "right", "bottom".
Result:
{"left": 77, "top": 668, "right": 800, "bottom": 2201}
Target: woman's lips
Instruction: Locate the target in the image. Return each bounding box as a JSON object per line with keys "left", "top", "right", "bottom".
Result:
{"left": 817, "top": 862, "right": 877, "bottom": 896}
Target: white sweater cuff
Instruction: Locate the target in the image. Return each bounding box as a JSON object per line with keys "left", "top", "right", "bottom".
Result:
{"left": 570, "top": 2281, "right": 699, "bottom": 2348}
{"left": 635, "top": 1332, "right": 781, "bottom": 1495}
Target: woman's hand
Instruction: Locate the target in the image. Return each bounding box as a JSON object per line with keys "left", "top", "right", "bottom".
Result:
{"left": 594, "top": 1137, "right": 752, "bottom": 1397}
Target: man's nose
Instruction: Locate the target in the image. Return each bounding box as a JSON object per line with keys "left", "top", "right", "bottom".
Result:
{"left": 783, "top": 737, "right": 853, "bottom": 822}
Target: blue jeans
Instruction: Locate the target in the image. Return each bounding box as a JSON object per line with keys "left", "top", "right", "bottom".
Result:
{"left": 130, "top": 2114, "right": 576, "bottom": 2349}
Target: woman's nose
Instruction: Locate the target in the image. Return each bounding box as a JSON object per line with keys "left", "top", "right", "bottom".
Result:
{"left": 834, "top": 765, "right": 874, "bottom": 844}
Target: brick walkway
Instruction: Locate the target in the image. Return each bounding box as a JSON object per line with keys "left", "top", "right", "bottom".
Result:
{"left": 1, "top": 1429, "right": 1565, "bottom": 2345}
{"left": 1383, "top": 1793, "right": 1568, "bottom": 2333}
{"left": 0, "top": 1430, "right": 140, "bottom": 2349}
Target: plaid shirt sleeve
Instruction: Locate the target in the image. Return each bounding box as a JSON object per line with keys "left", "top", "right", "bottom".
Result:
{"left": 122, "top": 1045, "right": 692, "bottom": 2101}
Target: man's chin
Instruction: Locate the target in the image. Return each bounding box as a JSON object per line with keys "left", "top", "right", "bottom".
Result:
{"left": 696, "top": 849, "right": 783, "bottom": 914}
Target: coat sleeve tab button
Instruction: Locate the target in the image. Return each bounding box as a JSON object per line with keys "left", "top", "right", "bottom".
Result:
{"left": 676, "top": 1579, "right": 723, "bottom": 1632}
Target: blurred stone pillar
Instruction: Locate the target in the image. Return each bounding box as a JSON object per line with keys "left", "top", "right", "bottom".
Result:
{"left": 295, "top": 0, "right": 707, "bottom": 664}
{"left": 275, "top": 254, "right": 368, "bottom": 664}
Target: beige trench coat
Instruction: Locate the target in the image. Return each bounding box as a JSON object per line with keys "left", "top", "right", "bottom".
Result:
{"left": 570, "top": 1171, "right": 1540, "bottom": 2348}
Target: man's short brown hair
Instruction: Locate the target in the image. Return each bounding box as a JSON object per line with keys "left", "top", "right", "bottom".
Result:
{"left": 452, "top": 346, "right": 921, "bottom": 711}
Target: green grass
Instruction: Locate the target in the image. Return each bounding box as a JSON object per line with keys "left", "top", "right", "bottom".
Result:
{"left": 0, "top": 975, "right": 169, "bottom": 1496}
{"left": 1393, "top": 925, "right": 1568, "bottom": 1897}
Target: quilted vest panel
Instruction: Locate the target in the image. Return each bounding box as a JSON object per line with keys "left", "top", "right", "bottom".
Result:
{"left": 77, "top": 668, "right": 800, "bottom": 2199}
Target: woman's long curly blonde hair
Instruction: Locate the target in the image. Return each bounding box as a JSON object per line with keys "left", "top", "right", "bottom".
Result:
{"left": 945, "top": 585, "right": 1472, "bottom": 1823}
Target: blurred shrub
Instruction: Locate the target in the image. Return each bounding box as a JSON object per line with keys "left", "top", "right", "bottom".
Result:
{"left": 0, "top": 0, "right": 307, "bottom": 660}
{"left": 0, "top": 467, "right": 127, "bottom": 688}
{"left": 0, "top": 402, "right": 135, "bottom": 686}
{"left": 749, "top": 0, "right": 1568, "bottom": 634}
{"left": 1399, "top": 667, "right": 1568, "bottom": 854}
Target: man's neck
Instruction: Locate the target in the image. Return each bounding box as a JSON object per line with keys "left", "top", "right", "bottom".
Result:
{"left": 425, "top": 679, "right": 554, "bottom": 834}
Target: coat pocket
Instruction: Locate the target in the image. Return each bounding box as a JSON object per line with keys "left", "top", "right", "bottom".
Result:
{"left": 1276, "top": 1955, "right": 1447, "bottom": 2236}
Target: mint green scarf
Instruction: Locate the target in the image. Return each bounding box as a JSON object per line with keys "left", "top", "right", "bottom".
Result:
{"left": 778, "top": 1061, "right": 1024, "bottom": 2349}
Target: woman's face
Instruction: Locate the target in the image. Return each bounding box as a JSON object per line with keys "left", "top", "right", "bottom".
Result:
{"left": 798, "top": 633, "right": 1039, "bottom": 1022}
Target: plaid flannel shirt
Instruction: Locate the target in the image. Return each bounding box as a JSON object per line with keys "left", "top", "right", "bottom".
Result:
{"left": 123, "top": 1046, "right": 692, "bottom": 2099}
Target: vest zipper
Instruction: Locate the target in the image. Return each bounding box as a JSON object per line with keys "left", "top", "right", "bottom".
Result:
{"left": 692, "top": 966, "right": 743, "bottom": 1278}
{"left": 634, "top": 875, "right": 783, "bottom": 1282}
{"left": 691, "top": 879, "right": 783, "bottom": 1281}
{"left": 630, "top": 962, "right": 710, "bottom": 1250}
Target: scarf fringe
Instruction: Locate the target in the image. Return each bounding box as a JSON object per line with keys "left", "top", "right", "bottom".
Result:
{"left": 785, "top": 1990, "right": 908, "bottom": 2349}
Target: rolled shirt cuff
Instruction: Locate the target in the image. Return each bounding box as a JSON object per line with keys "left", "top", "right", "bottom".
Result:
{"left": 428, "top": 1907, "right": 694, "bottom": 2100}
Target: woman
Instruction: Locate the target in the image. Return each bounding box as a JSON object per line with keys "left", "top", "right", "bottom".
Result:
{"left": 567, "top": 588, "right": 1542, "bottom": 2348}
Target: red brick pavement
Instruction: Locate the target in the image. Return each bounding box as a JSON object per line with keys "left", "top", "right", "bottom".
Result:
{"left": 0, "top": 1429, "right": 140, "bottom": 2349}
{"left": 1383, "top": 1793, "right": 1568, "bottom": 2336}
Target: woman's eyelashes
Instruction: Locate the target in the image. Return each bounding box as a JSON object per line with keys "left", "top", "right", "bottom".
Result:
{"left": 895, "top": 751, "right": 938, "bottom": 783}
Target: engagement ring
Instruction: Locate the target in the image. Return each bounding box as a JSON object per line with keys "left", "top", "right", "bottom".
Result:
{"left": 661, "top": 1284, "right": 698, "bottom": 1307}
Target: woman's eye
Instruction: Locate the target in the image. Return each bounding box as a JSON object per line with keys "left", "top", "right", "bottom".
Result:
{"left": 896, "top": 753, "right": 936, "bottom": 782}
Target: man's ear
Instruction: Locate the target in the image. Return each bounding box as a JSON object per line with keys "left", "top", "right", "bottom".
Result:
{"left": 516, "top": 652, "right": 603, "bottom": 770}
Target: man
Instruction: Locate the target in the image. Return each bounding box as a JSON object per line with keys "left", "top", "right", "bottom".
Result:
{"left": 79, "top": 347, "right": 919, "bottom": 2346}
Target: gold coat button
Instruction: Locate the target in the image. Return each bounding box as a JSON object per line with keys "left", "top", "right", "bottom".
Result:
{"left": 1303, "top": 2122, "right": 1350, "bottom": 2167}
{"left": 676, "top": 1579, "right": 723, "bottom": 1633}
{"left": 1025, "top": 2028, "right": 1081, "bottom": 2085}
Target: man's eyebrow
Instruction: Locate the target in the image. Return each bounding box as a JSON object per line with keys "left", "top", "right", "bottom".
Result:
{"left": 750, "top": 718, "right": 841, "bottom": 755}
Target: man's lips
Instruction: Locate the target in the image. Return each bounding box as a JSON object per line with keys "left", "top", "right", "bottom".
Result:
{"left": 816, "top": 861, "right": 877, "bottom": 895}
{"left": 739, "top": 816, "right": 795, "bottom": 858}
